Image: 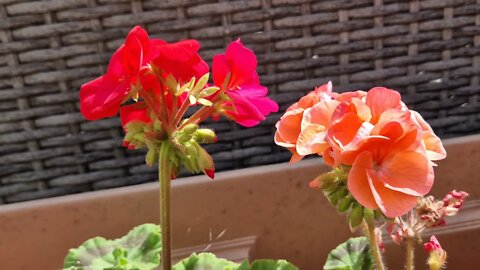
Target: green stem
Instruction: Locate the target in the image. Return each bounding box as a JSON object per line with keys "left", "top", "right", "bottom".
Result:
{"left": 174, "top": 97, "right": 190, "bottom": 126}
{"left": 405, "top": 237, "right": 415, "bottom": 270}
{"left": 363, "top": 220, "right": 386, "bottom": 270}
{"left": 159, "top": 142, "right": 173, "bottom": 270}
{"left": 179, "top": 106, "right": 213, "bottom": 129}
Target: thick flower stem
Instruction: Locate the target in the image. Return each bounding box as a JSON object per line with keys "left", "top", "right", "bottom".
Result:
{"left": 364, "top": 221, "right": 385, "bottom": 270}
{"left": 405, "top": 237, "right": 415, "bottom": 270}
{"left": 159, "top": 142, "right": 173, "bottom": 270}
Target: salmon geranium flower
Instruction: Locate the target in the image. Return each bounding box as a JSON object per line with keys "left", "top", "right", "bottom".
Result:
{"left": 274, "top": 82, "right": 335, "bottom": 162}
{"left": 212, "top": 39, "right": 278, "bottom": 127}
{"left": 275, "top": 84, "right": 446, "bottom": 218}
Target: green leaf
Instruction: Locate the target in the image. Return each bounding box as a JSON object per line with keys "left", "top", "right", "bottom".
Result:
{"left": 250, "top": 259, "right": 298, "bottom": 270}
{"left": 172, "top": 253, "right": 239, "bottom": 270}
{"left": 63, "top": 224, "right": 161, "bottom": 270}
{"left": 172, "top": 253, "right": 298, "bottom": 270}
{"left": 323, "top": 237, "right": 373, "bottom": 270}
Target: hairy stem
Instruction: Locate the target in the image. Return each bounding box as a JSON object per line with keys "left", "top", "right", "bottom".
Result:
{"left": 159, "top": 142, "right": 173, "bottom": 270}
{"left": 174, "top": 97, "right": 191, "bottom": 126}
{"left": 364, "top": 221, "right": 385, "bottom": 270}
{"left": 406, "top": 237, "right": 415, "bottom": 270}
{"left": 179, "top": 106, "right": 213, "bottom": 129}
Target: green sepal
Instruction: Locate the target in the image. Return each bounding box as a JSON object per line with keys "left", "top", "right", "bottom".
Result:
{"left": 165, "top": 74, "right": 178, "bottom": 94}
{"left": 198, "top": 86, "right": 220, "bottom": 98}
{"left": 324, "top": 237, "right": 373, "bottom": 270}
{"left": 192, "top": 73, "right": 209, "bottom": 94}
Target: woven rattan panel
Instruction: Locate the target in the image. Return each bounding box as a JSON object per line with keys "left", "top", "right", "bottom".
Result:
{"left": 0, "top": 0, "right": 479, "bottom": 203}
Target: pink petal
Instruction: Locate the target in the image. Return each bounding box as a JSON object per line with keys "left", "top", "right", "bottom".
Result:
{"left": 212, "top": 54, "right": 229, "bottom": 86}
{"left": 367, "top": 171, "right": 418, "bottom": 217}
{"left": 379, "top": 150, "right": 434, "bottom": 196}
{"left": 225, "top": 39, "right": 259, "bottom": 87}
{"left": 366, "top": 87, "right": 402, "bottom": 124}
{"left": 275, "top": 108, "right": 304, "bottom": 144}
{"left": 226, "top": 91, "right": 265, "bottom": 127}
{"left": 348, "top": 151, "right": 379, "bottom": 210}
{"left": 296, "top": 124, "right": 328, "bottom": 156}
{"left": 237, "top": 85, "right": 278, "bottom": 115}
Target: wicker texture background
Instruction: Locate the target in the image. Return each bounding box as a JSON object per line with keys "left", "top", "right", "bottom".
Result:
{"left": 0, "top": 0, "right": 479, "bottom": 203}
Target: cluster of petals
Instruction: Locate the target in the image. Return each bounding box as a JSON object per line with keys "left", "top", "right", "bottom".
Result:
{"left": 275, "top": 83, "right": 446, "bottom": 217}
{"left": 415, "top": 190, "right": 468, "bottom": 227}
{"left": 424, "top": 235, "right": 443, "bottom": 253}
{"left": 80, "top": 26, "right": 276, "bottom": 128}
{"left": 212, "top": 39, "right": 278, "bottom": 127}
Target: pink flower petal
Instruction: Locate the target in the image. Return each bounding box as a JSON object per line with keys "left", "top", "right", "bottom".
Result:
{"left": 379, "top": 150, "right": 434, "bottom": 196}
{"left": 348, "top": 151, "right": 379, "bottom": 210}
{"left": 367, "top": 169, "right": 419, "bottom": 217}
{"left": 366, "top": 87, "right": 402, "bottom": 124}
{"left": 225, "top": 39, "right": 259, "bottom": 87}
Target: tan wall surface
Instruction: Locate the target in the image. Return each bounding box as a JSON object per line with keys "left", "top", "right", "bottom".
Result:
{"left": 0, "top": 135, "right": 479, "bottom": 270}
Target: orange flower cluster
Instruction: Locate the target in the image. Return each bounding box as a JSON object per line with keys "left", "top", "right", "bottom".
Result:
{"left": 275, "top": 83, "right": 446, "bottom": 217}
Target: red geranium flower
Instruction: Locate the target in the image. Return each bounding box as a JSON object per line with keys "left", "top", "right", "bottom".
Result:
{"left": 80, "top": 26, "right": 164, "bottom": 120}
{"left": 212, "top": 39, "right": 278, "bottom": 127}
{"left": 152, "top": 39, "right": 209, "bottom": 83}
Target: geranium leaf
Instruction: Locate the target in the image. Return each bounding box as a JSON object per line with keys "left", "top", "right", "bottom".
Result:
{"left": 63, "top": 223, "right": 161, "bottom": 270}
{"left": 172, "top": 253, "right": 239, "bottom": 270}
{"left": 250, "top": 259, "right": 298, "bottom": 270}
{"left": 172, "top": 253, "right": 298, "bottom": 270}
{"left": 323, "top": 237, "right": 373, "bottom": 270}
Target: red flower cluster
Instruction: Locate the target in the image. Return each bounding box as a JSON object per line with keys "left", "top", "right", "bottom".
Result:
{"left": 80, "top": 26, "right": 278, "bottom": 178}
{"left": 81, "top": 27, "right": 277, "bottom": 127}
{"left": 275, "top": 83, "right": 446, "bottom": 217}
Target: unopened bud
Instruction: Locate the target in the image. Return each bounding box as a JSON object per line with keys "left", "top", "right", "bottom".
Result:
{"left": 183, "top": 124, "right": 198, "bottom": 134}
{"left": 145, "top": 147, "right": 159, "bottom": 166}
{"left": 425, "top": 236, "right": 447, "bottom": 270}
{"left": 337, "top": 196, "right": 352, "bottom": 212}
{"left": 193, "top": 128, "right": 217, "bottom": 144}
{"left": 349, "top": 204, "right": 363, "bottom": 230}
{"left": 184, "top": 142, "right": 198, "bottom": 156}
{"left": 177, "top": 132, "right": 192, "bottom": 143}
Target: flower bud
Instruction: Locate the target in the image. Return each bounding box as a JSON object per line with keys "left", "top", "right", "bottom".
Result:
{"left": 337, "top": 196, "right": 352, "bottom": 212}
{"left": 348, "top": 204, "right": 363, "bottom": 230}
{"left": 145, "top": 147, "right": 159, "bottom": 166}
{"left": 424, "top": 236, "right": 447, "bottom": 270}
{"left": 183, "top": 123, "right": 198, "bottom": 134}
{"left": 177, "top": 132, "right": 192, "bottom": 143}
{"left": 193, "top": 128, "right": 217, "bottom": 144}
{"left": 194, "top": 142, "right": 215, "bottom": 179}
